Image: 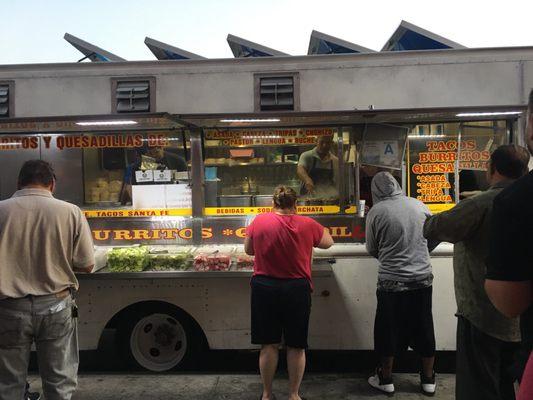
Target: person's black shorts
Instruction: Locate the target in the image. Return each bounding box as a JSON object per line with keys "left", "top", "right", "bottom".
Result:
{"left": 374, "top": 285, "right": 436, "bottom": 358}
{"left": 251, "top": 275, "right": 311, "bottom": 349}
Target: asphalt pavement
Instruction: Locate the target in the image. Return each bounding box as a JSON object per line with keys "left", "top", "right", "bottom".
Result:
{"left": 26, "top": 330, "right": 457, "bottom": 399}
{"left": 28, "top": 373, "right": 455, "bottom": 399}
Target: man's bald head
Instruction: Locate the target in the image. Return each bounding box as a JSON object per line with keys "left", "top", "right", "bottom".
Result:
{"left": 316, "top": 135, "right": 333, "bottom": 157}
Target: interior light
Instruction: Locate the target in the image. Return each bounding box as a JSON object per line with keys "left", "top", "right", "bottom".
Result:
{"left": 219, "top": 118, "right": 281, "bottom": 123}
{"left": 76, "top": 120, "right": 138, "bottom": 126}
{"left": 242, "top": 135, "right": 282, "bottom": 139}
{"left": 456, "top": 111, "right": 522, "bottom": 117}
{"left": 407, "top": 135, "right": 447, "bottom": 139}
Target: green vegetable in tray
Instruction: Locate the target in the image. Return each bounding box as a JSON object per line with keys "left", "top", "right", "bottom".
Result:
{"left": 107, "top": 246, "right": 150, "bottom": 272}
{"left": 146, "top": 252, "right": 193, "bottom": 271}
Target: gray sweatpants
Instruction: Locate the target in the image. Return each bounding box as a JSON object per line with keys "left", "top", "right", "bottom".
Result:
{"left": 0, "top": 293, "right": 78, "bottom": 400}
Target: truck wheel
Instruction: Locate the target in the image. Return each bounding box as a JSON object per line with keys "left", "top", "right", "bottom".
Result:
{"left": 117, "top": 305, "right": 204, "bottom": 372}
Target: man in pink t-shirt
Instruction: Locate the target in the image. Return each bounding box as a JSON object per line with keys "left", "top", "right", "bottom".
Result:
{"left": 245, "top": 186, "right": 333, "bottom": 400}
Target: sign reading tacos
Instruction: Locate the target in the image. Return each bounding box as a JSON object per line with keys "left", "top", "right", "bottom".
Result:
{"left": 408, "top": 137, "right": 493, "bottom": 209}
{"left": 408, "top": 137, "right": 458, "bottom": 207}
{"left": 416, "top": 139, "right": 491, "bottom": 171}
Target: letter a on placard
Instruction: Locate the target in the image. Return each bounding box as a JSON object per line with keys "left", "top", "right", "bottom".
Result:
{"left": 384, "top": 143, "right": 394, "bottom": 155}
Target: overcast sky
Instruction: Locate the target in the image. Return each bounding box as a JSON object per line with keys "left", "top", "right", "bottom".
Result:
{"left": 1, "top": 0, "right": 532, "bottom": 64}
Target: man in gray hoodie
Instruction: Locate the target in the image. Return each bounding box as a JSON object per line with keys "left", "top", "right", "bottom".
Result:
{"left": 365, "top": 171, "right": 437, "bottom": 397}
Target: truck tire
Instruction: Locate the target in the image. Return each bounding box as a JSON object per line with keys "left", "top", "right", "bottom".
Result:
{"left": 116, "top": 304, "right": 205, "bottom": 372}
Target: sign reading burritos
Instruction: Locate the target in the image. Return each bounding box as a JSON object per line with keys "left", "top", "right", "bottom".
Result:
{"left": 407, "top": 136, "right": 492, "bottom": 212}
{"left": 407, "top": 137, "right": 458, "bottom": 209}
{"left": 417, "top": 139, "right": 491, "bottom": 171}
{"left": 86, "top": 216, "right": 364, "bottom": 245}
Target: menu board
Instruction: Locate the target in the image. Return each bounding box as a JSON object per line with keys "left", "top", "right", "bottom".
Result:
{"left": 204, "top": 128, "right": 334, "bottom": 147}
{"left": 0, "top": 133, "right": 170, "bottom": 151}
{"left": 407, "top": 137, "right": 457, "bottom": 212}
{"left": 458, "top": 137, "right": 492, "bottom": 171}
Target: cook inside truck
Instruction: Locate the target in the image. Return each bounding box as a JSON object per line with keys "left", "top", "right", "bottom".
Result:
{"left": 296, "top": 135, "right": 338, "bottom": 196}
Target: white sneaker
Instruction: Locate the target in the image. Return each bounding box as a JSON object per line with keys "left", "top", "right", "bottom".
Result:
{"left": 420, "top": 372, "right": 436, "bottom": 396}
{"left": 368, "top": 369, "right": 395, "bottom": 397}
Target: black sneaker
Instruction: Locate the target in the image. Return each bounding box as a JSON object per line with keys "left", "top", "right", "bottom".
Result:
{"left": 25, "top": 382, "right": 41, "bottom": 400}
{"left": 26, "top": 391, "right": 41, "bottom": 400}
{"left": 420, "top": 372, "right": 436, "bottom": 397}
{"left": 368, "top": 368, "right": 395, "bottom": 396}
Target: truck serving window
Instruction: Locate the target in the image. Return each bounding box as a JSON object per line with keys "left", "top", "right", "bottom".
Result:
{"left": 81, "top": 131, "right": 190, "bottom": 209}
{"left": 203, "top": 127, "right": 349, "bottom": 216}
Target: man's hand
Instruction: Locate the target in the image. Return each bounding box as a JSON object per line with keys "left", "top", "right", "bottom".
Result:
{"left": 460, "top": 190, "right": 482, "bottom": 200}
{"left": 304, "top": 178, "right": 315, "bottom": 193}
{"left": 74, "top": 265, "right": 94, "bottom": 274}
{"left": 297, "top": 165, "right": 314, "bottom": 194}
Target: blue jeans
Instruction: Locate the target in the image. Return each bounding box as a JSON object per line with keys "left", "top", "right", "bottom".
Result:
{"left": 0, "top": 293, "right": 78, "bottom": 400}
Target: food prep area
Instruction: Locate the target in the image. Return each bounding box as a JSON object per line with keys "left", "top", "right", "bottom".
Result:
{"left": 94, "top": 244, "right": 337, "bottom": 275}
{"left": 98, "top": 245, "right": 252, "bottom": 273}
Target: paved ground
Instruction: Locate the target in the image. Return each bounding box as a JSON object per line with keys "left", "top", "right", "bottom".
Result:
{"left": 28, "top": 373, "right": 454, "bottom": 399}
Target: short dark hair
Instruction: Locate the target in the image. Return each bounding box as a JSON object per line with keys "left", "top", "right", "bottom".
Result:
{"left": 18, "top": 160, "right": 56, "bottom": 188}
{"left": 490, "top": 144, "right": 530, "bottom": 179}
{"left": 273, "top": 185, "right": 298, "bottom": 209}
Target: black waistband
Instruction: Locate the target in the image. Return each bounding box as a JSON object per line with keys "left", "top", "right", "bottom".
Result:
{"left": 252, "top": 275, "right": 309, "bottom": 288}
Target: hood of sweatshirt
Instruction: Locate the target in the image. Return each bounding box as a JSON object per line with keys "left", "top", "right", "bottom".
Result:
{"left": 371, "top": 171, "right": 403, "bottom": 204}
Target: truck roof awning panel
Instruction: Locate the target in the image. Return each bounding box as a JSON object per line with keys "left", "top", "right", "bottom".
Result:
{"left": 144, "top": 37, "right": 206, "bottom": 60}
{"left": 227, "top": 34, "right": 289, "bottom": 57}
{"left": 382, "top": 20, "right": 466, "bottom": 52}
{"left": 64, "top": 33, "right": 126, "bottom": 62}
{"left": 308, "top": 30, "right": 375, "bottom": 55}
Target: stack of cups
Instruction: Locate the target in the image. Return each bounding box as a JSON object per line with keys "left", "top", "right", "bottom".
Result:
{"left": 358, "top": 200, "right": 366, "bottom": 218}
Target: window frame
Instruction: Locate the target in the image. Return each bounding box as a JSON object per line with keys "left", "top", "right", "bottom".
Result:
{"left": 111, "top": 76, "right": 156, "bottom": 114}
{"left": 254, "top": 72, "right": 300, "bottom": 112}
{"left": 0, "top": 80, "right": 15, "bottom": 118}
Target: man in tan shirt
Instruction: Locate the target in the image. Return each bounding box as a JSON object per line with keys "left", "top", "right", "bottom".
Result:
{"left": 0, "top": 160, "right": 94, "bottom": 400}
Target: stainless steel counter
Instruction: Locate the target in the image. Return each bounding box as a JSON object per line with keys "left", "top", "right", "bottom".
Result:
{"left": 77, "top": 262, "right": 334, "bottom": 280}
{"left": 82, "top": 242, "right": 453, "bottom": 280}
{"left": 312, "top": 242, "right": 454, "bottom": 258}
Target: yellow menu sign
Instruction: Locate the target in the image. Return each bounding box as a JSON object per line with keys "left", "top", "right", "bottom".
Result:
{"left": 84, "top": 206, "right": 358, "bottom": 218}
{"left": 84, "top": 208, "right": 192, "bottom": 218}
{"left": 426, "top": 204, "right": 455, "bottom": 213}
{"left": 205, "top": 206, "right": 356, "bottom": 216}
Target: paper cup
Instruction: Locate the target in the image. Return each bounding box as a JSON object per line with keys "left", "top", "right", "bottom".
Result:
{"left": 358, "top": 200, "right": 366, "bottom": 218}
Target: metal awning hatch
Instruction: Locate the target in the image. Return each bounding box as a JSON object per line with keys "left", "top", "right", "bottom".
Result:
{"left": 64, "top": 33, "right": 126, "bottom": 62}
{"left": 308, "top": 30, "right": 375, "bottom": 55}
{"left": 227, "top": 34, "right": 289, "bottom": 58}
{"left": 144, "top": 37, "right": 206, "bottom": 60}
{"left": 382, "top": 20, "right": 466, "bottom": 52}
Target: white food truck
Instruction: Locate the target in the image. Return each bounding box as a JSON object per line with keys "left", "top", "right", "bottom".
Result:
{"left": 0, "top": 44, "right": 531, "bottom": 371}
